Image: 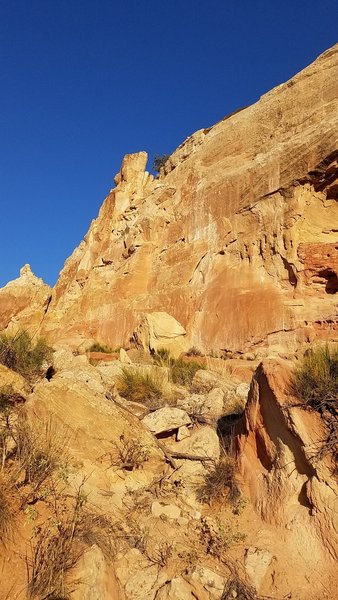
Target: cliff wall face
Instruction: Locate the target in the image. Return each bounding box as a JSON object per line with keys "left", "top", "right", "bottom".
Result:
{"left": 1, "top": 45, "right": 337, "bottom": 354}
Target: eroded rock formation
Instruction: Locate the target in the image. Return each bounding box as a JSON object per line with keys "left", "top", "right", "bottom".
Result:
{"left": 236, "top": 359, "right": 337, "bottom": 598}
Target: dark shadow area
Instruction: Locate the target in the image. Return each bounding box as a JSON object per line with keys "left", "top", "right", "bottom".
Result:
{"left": 45, "top": 366, "right": 56, "bottom": 381}
{"left": 217, "top": 413, "right": 243, "bottom": 453}
{"left": 318, "top": 269, "right": 338, "bottom": 294}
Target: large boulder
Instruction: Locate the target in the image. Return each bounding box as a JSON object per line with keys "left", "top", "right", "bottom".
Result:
{"left": 142, "top": 406, "right": 191, "bottom": 435}
{"left": 133, "top": 312, "right": 188, "bottom": 357}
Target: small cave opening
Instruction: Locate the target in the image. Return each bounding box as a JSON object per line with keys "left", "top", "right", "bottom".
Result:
{"left": 318, "top": 269, "right": 338, "bottom": 294}
{"left": 45, "top": 366, "right": 56, "bottom": 381}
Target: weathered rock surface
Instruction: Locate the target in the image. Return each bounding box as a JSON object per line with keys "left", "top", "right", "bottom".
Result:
{"left": 236, "top": 359, "right": 338, "bottom": 599}
{"left": 0, "top": 363, "right": 29, "bottom": 398}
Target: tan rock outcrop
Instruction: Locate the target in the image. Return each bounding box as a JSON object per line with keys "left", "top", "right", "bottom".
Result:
{"left": 0, "top": 264, "right": 51, "bottom": 336}
{"left": 236, "top": 359, "right": 337, "bottom": 598}
{"left": 0, "top": 363, "right": 29, "bottom": 398}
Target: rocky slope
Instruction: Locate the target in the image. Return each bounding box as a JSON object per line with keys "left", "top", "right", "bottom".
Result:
{"left": 0, "top": 347, "right": 336, "bottom": 600}
{"left": 1, "top": 46, "right": 337, "bottom": 355}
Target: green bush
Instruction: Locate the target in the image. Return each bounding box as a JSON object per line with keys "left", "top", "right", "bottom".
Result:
{"left": 292, "top": 345, "right": 337, "bottom": 416}
{"left": 0, "top": 331, "right": 52, "bottom": 380}
{"left": 117, "top": 368, "right": 163, "bottom": 408}
{"left": 88, "top": 341, "right": 114, "bottom": 353}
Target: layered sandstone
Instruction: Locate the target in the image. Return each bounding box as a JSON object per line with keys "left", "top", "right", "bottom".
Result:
{"left": 0, "top": 45, "right": 337, "bottom": 356}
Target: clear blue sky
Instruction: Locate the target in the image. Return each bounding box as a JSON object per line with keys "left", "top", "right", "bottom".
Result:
{"left": 0, "top": 0, "right": 337, "bottom": 287}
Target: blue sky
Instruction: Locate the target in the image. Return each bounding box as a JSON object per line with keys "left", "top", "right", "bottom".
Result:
{"left": 0, "top": 0, "right": 337, "bottom": 287}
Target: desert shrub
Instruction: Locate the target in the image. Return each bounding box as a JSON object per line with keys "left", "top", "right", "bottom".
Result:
{"left": 171, "top": 357, "right": 205, "bottom": 386}
{"left": 117, "top": 368, "right": 163, "bottom": 407}
{"left": 88, "top": 341, "right": 113, "bottom": 353}
{"left": 197, "top": 457, "right": 239, "bottom": 505}
{"left": 152, "top": 154, "right": 170, "bottom": 173}
{"left": 146, "top": 541, "right": 173, "bottom": 566}
{"left": 0, "top": 385, "right": 22, "bottom": 412}
{"left": 292, "top": 345, "right": 337, "bottom": 416}
{"left": 103, "top": 435, "right": 149, "bottom": 471}
{"left": 0, "top": 386, "right": 25, "bottom": 470}
{"left": 221, "top": 576, "right": 259, "bottom": 600}
{"left": 0, "top": 330, "right": 52, "bottom": 380}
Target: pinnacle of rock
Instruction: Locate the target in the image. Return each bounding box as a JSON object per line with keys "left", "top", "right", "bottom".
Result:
{"left": 20, "top": 263, "right": 33, "bottom": 277}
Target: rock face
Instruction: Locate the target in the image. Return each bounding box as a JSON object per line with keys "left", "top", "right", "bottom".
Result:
{"left": 236, "top": 359, "right": 338, "bottom": 598}
{"left": 0, "top": 45, "right": 335, "bottom": 355}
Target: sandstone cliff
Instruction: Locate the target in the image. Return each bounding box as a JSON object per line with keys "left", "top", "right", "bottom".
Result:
{"left": 1, "top": 45, "right": 337, "bottom": 355}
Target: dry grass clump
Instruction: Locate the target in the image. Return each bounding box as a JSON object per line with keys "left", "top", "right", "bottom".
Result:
{"left": 0, "top": 474, "right": 18, "bottom": 542}
{"left": 0, "top": 403, "right": 70, "bottom": 508}
{"left": 15, "top": 417, "right": 68, "bottom": 497}
{"left": 25, "top": 479, "right": 118, "bottom": 599}
{"left": 153, "top": 348, "right": 205, "bottom": 387}
{"left": 171, "top": 357, "right": 205, "bottom": 386}
{"left": 117, "top": 368, "right": 163, "bottom": 407}
{"left": 292, "top": 345, "right": 337, "bottom": 466}
{"left": 292, "top": 345, "right": 337, "bottom": 416}
{"left": 0, "top": 330, "right": 52, "bottom": 381}
{"left": 75, "top": 512, "right": 116, "bottom": 561}
{"left": 197, "top": 457, "right": 240, "bottom": 505}
{"left": 26, "top": 486, "right": 86, "bottom": 600}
